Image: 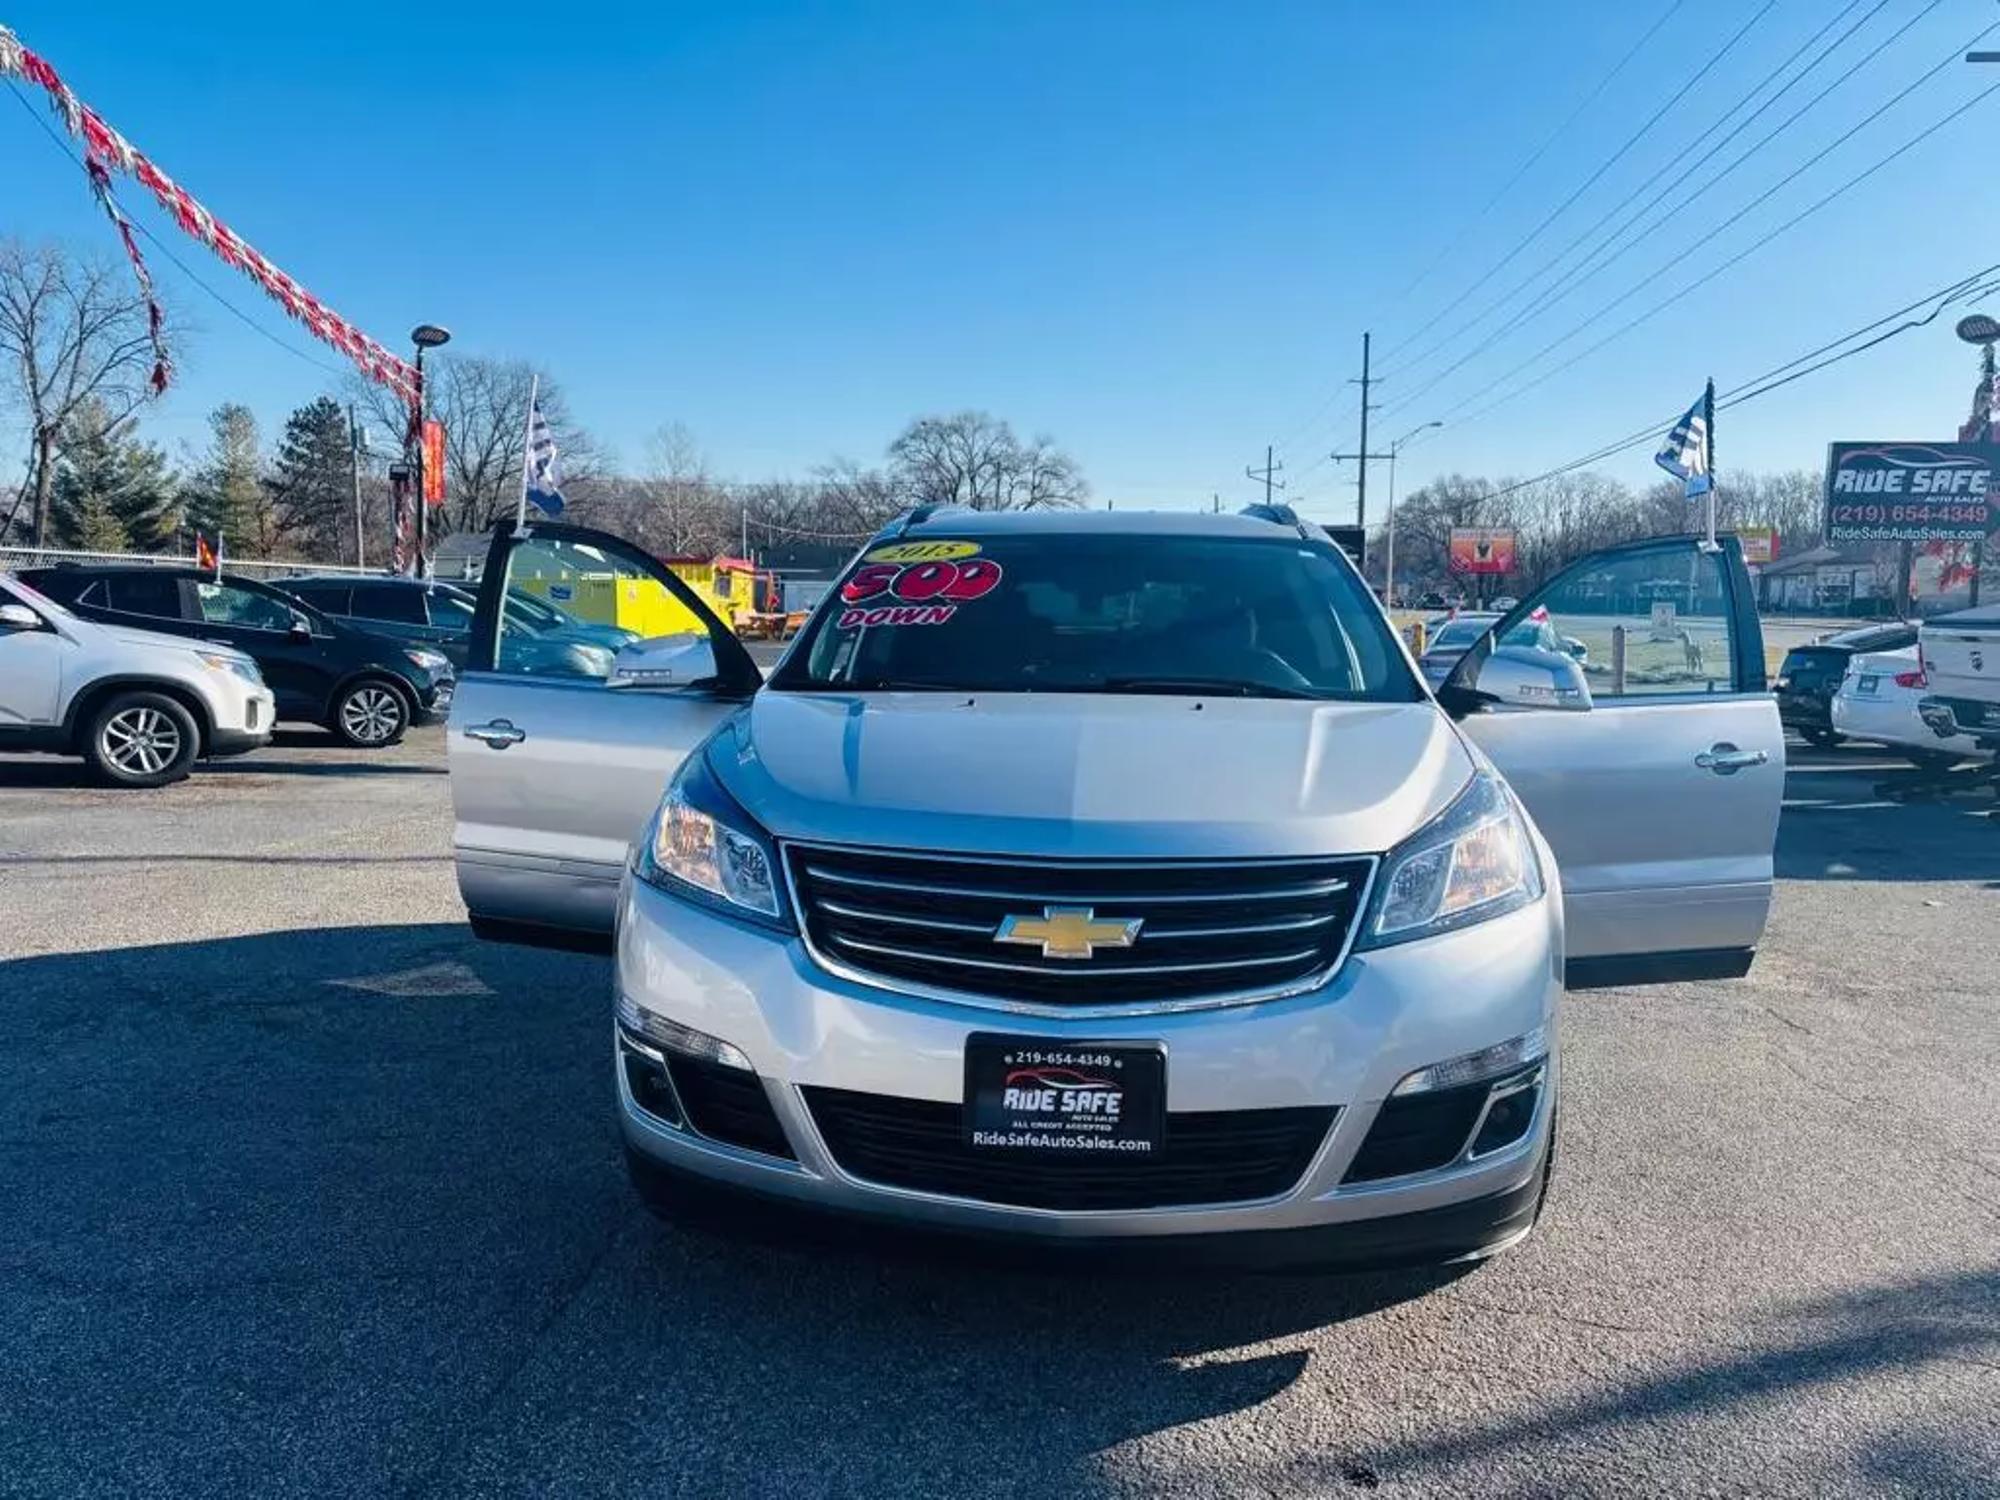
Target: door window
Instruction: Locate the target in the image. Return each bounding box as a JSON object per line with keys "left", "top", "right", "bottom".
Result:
{"left": 350, "top": 584, "right": 426, "bottom": 624}
{"left": 194, "top": 581, "right": 297, "bottom": 632}
{"left": 1460, "top": 541, "right": 1745, "bottom": 704}
{"left": 105, "top": 573, "right": 186, "bottom": 620}
{"left": 426, "top": 590, "right": 477, "bottom": 632}
{"left": 493, "top": 538, "right": 673, "bottom": 680}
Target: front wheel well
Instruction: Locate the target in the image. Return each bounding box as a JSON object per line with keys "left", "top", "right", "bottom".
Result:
{"left": 65, "top": 678, "right": 214, "bottom": 754}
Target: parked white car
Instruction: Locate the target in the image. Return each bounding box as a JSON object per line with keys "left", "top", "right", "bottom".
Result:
{"left": 1831, "top": 646, "right": 1978, "bottom": 770}
{"left": 1916, "top": 603, "right": 2000, "bottom": 749}
{"left": 0, "top": 571, "right": 273, "bottom": 786}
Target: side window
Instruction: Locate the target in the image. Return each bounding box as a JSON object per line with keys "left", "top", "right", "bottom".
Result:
{"left": 350, "top": 584, "right": 424, "bottom": 624}
{"left": 194, "top": 581, "right": 296, "bottom": 632}
{"left": 106, "top": 573, "right": 186, "bottom": 620}
{"left": 293, "top": 585, "right": 352, "bottom": 616}
{"left": 426, "top": 591, "right": 477, "bottom": 631}
{"left": 494, "top": 537, "right": 692, "bottom": 680}
{"left": 1471, "top": 542, "right": 1741, "bottom": 704}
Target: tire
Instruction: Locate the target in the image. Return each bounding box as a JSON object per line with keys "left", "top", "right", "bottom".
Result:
{"left": 330, "top": 678, "right": 409, "bottom": 748}
{"left": 1801, "top": 727, "right": 1841, "bottom": 748}
{"left": 82, "top": 690, "right": 200, "bottom": 788}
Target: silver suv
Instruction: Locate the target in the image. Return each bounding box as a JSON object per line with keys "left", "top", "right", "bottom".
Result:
{"left": 445, "top": 508, "right": 1782, "bottom": 1267}
{"left": 0, "top": 571, "right": 273, "bottom": 786}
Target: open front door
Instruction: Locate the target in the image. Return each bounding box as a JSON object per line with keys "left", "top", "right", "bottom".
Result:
{"left": 448, "top": 522, "right": 762, "bottom": 946}
{"left": 1442, "top": 535, "right": 1783, "bottom": 988}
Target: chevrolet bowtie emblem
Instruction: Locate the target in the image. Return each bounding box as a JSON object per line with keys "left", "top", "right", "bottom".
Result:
{"left": 994, "top": 906, "right": 1143, "bottom": 961}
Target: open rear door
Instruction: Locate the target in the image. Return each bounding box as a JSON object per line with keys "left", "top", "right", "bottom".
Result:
{"left": 1441, "top": 535, "right": 1783, "bottom": 988}
{"left": 448, "top": 523, "right": 762, "bottom": 947}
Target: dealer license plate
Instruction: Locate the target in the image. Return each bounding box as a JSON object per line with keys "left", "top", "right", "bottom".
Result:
{"left": 964, "top": 1034, "right": 1165, "bottom": 1156}
{"left": 1856, "top": 675, "right": 1879, "bottom": 695}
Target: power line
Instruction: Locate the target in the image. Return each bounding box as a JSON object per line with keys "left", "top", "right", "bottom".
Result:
{"left": 1445, "top": 261, "right": 2000, "bottom": 506}
{"left": 1378, "top": 0, "right": 1892, "bottom": 390}
{"left": 1391, "top": 0, "right": 1689, "bottom": 306}
{"left": 1377, "top": 0, "right": 1777, "bottom": 367}
{"left": 5, "top": 77, "right": 352, "bottom": 383}
{"left": 1381, "top": 0, "right": 1969, "bottom": 420}
{"left": 1390, "top": 69, "right": 2000, "bottom": 435}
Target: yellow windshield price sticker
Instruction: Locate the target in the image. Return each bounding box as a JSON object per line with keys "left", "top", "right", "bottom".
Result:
{"left": 862, "top": 539, "right": 981, "bottom": 564}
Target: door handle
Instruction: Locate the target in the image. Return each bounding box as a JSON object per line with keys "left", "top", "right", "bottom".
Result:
{"left": 463, "top": 719, "right": 526, "bottom": 749}
{"left": 1695, "top": 742, "right": 1768, "bottom": 776}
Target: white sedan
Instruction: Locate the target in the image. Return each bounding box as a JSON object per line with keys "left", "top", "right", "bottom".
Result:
{"left": 1831, "top": 646, "right": 1978, "bottom": 769}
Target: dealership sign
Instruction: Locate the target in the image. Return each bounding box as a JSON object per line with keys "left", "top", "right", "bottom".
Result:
{"left": 1449, "top": 527, "right": 1516, "bottom": 575}
{"left": 1824, "top": 442, "right": 1999, "bottom": 542}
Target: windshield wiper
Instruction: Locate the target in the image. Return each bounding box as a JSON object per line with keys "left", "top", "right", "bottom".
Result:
{"left": 1096, "top": 676, "right": 1326, "bottom": 700}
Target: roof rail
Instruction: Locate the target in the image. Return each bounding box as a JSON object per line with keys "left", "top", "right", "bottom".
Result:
{"left": 880, "top": 502, "right": 946, "bottom": 541}
{"left": 1239, "top": 501, "right": 1310, "bottom": 538}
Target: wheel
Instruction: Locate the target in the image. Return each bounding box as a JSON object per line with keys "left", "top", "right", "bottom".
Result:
{"left": 1905, "top": 749, "right": 1962, "bottom": 773}
{"left": 331, "top": 678, "right": 409, "bottom": 748}
{"left": 1800, "top": 727, "right": 1841, "bottom": 748}
{"left": 83, "top": 691, "right": 200, "bottom": 788}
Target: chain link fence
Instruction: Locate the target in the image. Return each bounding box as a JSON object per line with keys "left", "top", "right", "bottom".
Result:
{"left": 0, "top": 546, "right": 384, "bottom": 583}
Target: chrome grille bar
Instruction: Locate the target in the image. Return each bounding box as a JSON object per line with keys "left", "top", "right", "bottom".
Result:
{"left": 800, "top": 864, "right": 1350, "bottom": 906}
{"left": 828, "top": 934, "right": 1324, "bottom": 979}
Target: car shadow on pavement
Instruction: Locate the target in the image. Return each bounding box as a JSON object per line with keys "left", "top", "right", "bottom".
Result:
{"left": 1778, "top": 763, "right": 2000, "bottom": 884}
{"left": 0, "top": 923, "right": 1446, "bottom": 1498}
{"left": 1277, "top": 1262, "right": 2000, "bottom": 1496}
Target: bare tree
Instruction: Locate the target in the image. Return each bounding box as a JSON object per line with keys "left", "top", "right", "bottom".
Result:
{"left": 885, "top": 410, "right": 1088, "bottom": 510}
{"left": 352, "top": 355, "right": 600, "bottom": 538}
{"left": 0, "top": 241, "right": 164, "bottom": 544}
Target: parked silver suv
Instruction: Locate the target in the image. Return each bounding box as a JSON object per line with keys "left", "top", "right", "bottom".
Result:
{"left": 446, "top": 508, "right": 1782, "bottom": 1267}
{"left": 0, "top": 571, "right": 273, "bottom": 786}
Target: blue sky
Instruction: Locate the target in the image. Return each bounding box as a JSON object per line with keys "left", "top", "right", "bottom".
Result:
{"left": 8, "top": 0, "right": 2000, "bottom": 520}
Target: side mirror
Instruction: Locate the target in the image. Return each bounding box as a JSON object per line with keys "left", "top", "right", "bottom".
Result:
{"left": 288, "top": 615, "right": 313, "bottom": 640}
{"left": 1563, "top": 636, "right": 1589, "bottom": 662}
{"left": 1468, "top": 643, "right": 1593, "bottom": 712}
{"left": 0, "top": 602, "right": 42, "bottom": 631}
{"left": 608, "top": 632, "right": 718, "bottom": 690}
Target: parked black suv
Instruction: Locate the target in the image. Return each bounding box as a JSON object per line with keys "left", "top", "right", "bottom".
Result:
{"left": 273, "top": 573, "right": 637, "bottom": 676}
{"left": 20, "top": 566, "right": 453, "bottom": 747}
{"left": 1773, "top": 621, "right": 1918, "bottom": 746}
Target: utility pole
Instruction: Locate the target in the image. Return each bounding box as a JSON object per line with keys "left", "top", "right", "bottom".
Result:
{"left": 1331, "top": 333, "right": 1391, "bottom": 538}
{"left": 1246, "top": 445, "right": 1285, "bottom": 505}
{"left": 348, "top": 404, "right": 366, "bottom": 570}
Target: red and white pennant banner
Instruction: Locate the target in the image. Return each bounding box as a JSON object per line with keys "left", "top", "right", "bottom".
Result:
{"left": 1, "top": 23, "right": 421, "bottom": 411}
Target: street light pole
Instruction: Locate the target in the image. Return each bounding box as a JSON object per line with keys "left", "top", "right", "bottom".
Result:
{"left": 1384, "top": 421, "right": 1442, "bottom": 608}
{"left": 408, "top": 323, "right": 452, "bottom": 578}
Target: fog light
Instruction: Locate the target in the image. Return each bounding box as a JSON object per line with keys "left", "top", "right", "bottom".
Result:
{"left": 1470, "top": 1079, "right": 1540, "bottom": 1156}
{"left": 620, "top": 1046, "right": 683, "bottom": 1126}
{"left": 1391, "top": 1027, "right": 1547, "bottom": 1096}
{"left": 616, "top": 990, "right": 753, "bottom": 1072}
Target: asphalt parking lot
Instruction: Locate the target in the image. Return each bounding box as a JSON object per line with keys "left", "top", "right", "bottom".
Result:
{"left": 2, "top": 728, "right": 1996, "bottom": 1497}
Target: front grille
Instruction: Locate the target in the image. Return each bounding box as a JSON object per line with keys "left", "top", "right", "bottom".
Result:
{"left": 787, "top": 845, "right": 1375, "bottom": 1008}
{"left": 804, "top": 1086, "right": 1336, "bottom": 1210}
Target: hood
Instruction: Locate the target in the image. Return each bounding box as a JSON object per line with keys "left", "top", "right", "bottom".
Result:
{"left": 89, "top": 618, "right": 255, "bottom": 665}
{"left": 712, "top": 691, "right": 1473, "bottom": 859}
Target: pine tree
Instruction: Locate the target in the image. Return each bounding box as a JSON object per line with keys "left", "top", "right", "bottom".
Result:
{"left": 50, "top": 398, "right": 175, "bottom": 552}
{"left": 181, "top": 403, "right": 271, "bottom": 556}
{"left": 270, "top": 396, "right": 353, "bottom": 561}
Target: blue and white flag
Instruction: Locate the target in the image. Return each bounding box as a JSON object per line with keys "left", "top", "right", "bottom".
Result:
{"left": 1655, "top": 383, "right": 1714, "bottom": 498}
{"left": 524, "top": 396, "right": 566, "bottom": 516}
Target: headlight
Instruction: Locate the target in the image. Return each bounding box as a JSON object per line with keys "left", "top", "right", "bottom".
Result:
{"left": 1358, "top": 770, "right": 1542, "bottom": 948}
{"left": 633, "top": 752, "right": 788, "bottom": 928}
{"left": 402, "top": 647, "right": 452, "bottom": 675}
{"left": 197, "top": 651, "right": 263, "bottom": 685}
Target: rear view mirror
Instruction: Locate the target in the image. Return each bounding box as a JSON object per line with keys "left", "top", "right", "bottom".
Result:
{"left": 1470, "top": 643, "right": 1593, "bottom": 712}
{"left": 0, "top": 602, "right": 42, "bottom": 631}
{"left": 608, "top": 633, "right": 718, "bottom": 690}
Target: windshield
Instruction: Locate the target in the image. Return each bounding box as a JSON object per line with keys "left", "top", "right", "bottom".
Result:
{"left": 504, "top": 588, "right": 571, "bottom": 631}
{"left": 773, "top": 533, "right": 1422, "bottom": 701}
{"left": 1429, "top": 618, "right": 1493, "bottom": 651}
{"left": 3, "top": 575, "right": 73, "bottom": 620}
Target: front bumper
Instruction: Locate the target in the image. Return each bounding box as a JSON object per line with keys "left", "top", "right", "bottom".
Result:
{"left": 412, "top": 676, "right": 454, "bottom": 724}
{"left": 1834, "top": 690, "right": 1979, "bottom": 756}
{"left": 206, "top": 682, "right": 275, "bottom": 756}
{"left": 1918, "top": 694, "right": 2000, "bottom": 748}
{"left": 613, "top": 872, "right": 1561, "bottom": 1255}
